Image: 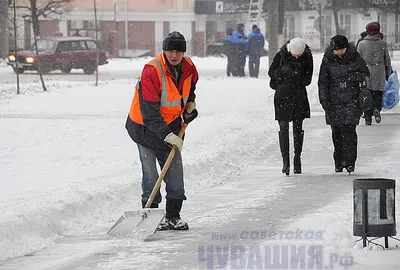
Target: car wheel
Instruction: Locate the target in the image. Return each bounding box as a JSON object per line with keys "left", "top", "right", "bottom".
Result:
{"left": 83, "top": 62, "right": 96, "bottom": 74}
{"left": 12, "top": 67, "right": 24, "bottom": 74}
{"left": 61, "top": 67, "right": 72, "bottom": 74}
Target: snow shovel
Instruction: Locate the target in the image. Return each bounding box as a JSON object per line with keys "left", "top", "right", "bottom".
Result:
{"left": 106, "top": 123, "right": 188, "bottom": 240}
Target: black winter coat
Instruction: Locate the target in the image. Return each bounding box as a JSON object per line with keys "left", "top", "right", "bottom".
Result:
{"left": 318, "top": 44, "right": 369, "bottom": 126}
{"left": 268, "top": 43, "right": 313, "bottom": 121}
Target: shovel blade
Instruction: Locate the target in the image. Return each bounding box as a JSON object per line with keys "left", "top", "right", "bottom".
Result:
{"left": 136, "top": 208, "right": 165, "bottom": 241}
{"left": 106, "top": 209, "right": 165, "bottom": 239}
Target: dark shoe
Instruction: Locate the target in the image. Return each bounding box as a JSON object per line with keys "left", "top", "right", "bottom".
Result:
{"left": 157, "top": 216, "right": 189, "bottom": 231}
{"left": 374, "top": 110, "right": 381, "bottom": 123}
{"left": 282, "top": 157, "right": 290, "bottom": 176}
{"left": 293, "top": 130, "right": 304, "bottom": 174}
{"left": 157, "top": 199, "right": 189, "bottom": 230}
{"left": 365, "top": 119, "right": 372, "bottom": 125}
{"left": 279, "top": 131, "right": 290, "bottom": 175}
{"left": 346, "top": 166, "right": 354, "bottom": 173}
{"left": 335, "top": 166, "right": 344, "bottom": 173}
{"left": 294, "top": 156, "right": 301, "bottom": 174}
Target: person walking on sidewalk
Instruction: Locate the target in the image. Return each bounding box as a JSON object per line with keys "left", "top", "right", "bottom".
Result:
{"left": 246, "top": 25, "right": 265, "bottom": 78}
{"left": 268, "top": 38, "right": 313, "bottom": 175}
{"left": 318, "top": 35, "right": 369, "bottom": 173}
{"left": 357, "top": 22, "right": 392, "bottom": 125}
{"left": 125, "top": 31, "right": 199, "bottom": 230}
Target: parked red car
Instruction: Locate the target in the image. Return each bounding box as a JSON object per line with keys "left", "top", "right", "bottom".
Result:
{"left": 7, "top": 36, "right": 108, "bottom": 74}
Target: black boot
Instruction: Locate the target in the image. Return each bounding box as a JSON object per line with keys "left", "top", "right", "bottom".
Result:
{"left": 293, "top": 130, "right": 304, "bottom": 174}
{"left": 158, "top": 199, "right": 189, "bottom": 231}
{"left": 332, "top": 127, "right": 343, "bottom": 172}
{"left": 278, "top": 131, "right": 290, "bottom": 175}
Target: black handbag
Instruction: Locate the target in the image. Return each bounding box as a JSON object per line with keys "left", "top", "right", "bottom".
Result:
{"left": 359, "top": 83, "right": 373, "bottom": 111}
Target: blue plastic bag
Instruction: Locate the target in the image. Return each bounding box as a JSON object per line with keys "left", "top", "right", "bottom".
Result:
{"left": 382, "top": 70, "right": 400, "bottom": 110}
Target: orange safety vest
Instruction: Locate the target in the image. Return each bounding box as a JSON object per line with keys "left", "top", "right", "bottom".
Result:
{"left": 129, "top": 53, "right": 193, "bottom": 125}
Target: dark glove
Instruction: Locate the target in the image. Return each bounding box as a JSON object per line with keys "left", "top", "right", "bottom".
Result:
{"left": 183, "top": 108, "right": 198, "bottom": 124}
{"left": 274, "top": 69, "right": 282, "bottom": 79}
{"left": 280, "top": 65, "right": 295, "bottom": 77}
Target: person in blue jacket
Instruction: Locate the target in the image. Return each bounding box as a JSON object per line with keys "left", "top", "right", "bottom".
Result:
{"left": 246, "top": 25, "right": 265, "bottom": 78}
{"left": 223, "top": 28, "right": 237, "bottom": 76}
{"left": 233, "top": 23, "right": 247, "bottom": 77}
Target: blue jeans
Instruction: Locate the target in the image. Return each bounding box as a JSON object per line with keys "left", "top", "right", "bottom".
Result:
{"left": 137, "top": 144, "right": 186, "bottom": 204}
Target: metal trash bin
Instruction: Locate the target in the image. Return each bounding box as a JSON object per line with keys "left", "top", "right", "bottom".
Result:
{"left": 353, "top": 178, "right": 397, "bottom": 248}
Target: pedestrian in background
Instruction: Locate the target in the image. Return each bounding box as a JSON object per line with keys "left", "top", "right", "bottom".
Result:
{"left": 268, "top": 38, "right": 313, "bottom": 175}
{"left": 318, "top": 35, "right": 369, "bottom": 173}
{"left": 356, "top": 31, "right": 367, "bottom": 49}
{"left": 233, "top": 23, "right": 247, "bottom": 77}
{"left": 223, "top": 28, "right": 237, "bottom": 76}
{"left": 357, "top": 22, "right": 392, "bottom": 125}
{"left": 246, "top": 25, "right": 265, "bottom": 78}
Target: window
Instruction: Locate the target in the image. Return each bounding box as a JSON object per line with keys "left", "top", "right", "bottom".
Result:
{"left": 70, "top": 41, "right": 86, "bottom": 51}
{"left": 88, "top": 20, "right": 101, "bottom": 30}
{"left": 35, "top": 39, "right": 58, "bottom": 52}
{"left": 85, "top": 40, "right": 98, "bottom": 50}
{"left": 322, "top": 16, "right": 333, "bottom": 47}
{"left": 287, "top": 16, "right": 295, "bottom": 40}
{"left": 378, "top": 13, "right": 387, "bottom": 35}
{"left": 57, "top": 42, "right": 71, "bottom": 52}
{"left": 339, "top": 15, "right": 351, "bottom": 37}
{"left": 71, "top": 20, "right": 84, "bottom": 30}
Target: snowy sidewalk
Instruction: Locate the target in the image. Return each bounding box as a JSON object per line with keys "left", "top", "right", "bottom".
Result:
{"left": 2, "top": 111, "right": 400, "bottom": 270}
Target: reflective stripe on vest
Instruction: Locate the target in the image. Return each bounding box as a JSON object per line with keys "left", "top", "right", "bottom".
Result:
{"left": 128, "top": 54, "right": 193, "bottom": 125}
{"left": 148, "top": 58, "right": 191, "bottom": 107}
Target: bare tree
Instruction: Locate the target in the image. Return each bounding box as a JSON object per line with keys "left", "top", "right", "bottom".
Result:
{"left": 93, "top": 0, "right": 99, "bottom": 86}
{"left": 12, "top": 0, "right": 20, "bottom": 94}
{"left": 369, "top": 0, "right": 400, "bottom": 14}
{"left": 18, "top": 0, "right": 71, "bottom": 37}
{"left": 267, "top": 0, "right": 279, "bottom": 62}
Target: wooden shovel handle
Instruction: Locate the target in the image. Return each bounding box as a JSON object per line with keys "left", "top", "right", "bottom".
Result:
{"left": 144, "top": 123, "right": 188, "bottom": 208}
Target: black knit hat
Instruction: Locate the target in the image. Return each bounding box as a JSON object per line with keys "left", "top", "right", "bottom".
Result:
{"left": 330, "top": 34, "right": 348, "bottom": 50}
{"left": 162, "top": 31, "right": 186, "bottom": 52}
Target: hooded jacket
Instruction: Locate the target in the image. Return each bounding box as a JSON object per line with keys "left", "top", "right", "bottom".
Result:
{"left": 268, "top": 42, "right": 313, "bottom": 121}
{"left": 318, "top": 44, "right": 369, "bottom": 126}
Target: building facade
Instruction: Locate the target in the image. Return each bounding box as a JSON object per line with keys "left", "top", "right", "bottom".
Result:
{"left": 13, "top": 0, "right": 207, "bottom": 57}
{"left": 11, "top": 1, "right": 400, "bottom": 56}
{"left": 284, "top": 8, "right": 400, "bottom": 51}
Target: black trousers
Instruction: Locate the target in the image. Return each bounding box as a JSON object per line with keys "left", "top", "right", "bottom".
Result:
{"left": 226, "top": 53, "right": 237, "bottom": 76}
{"left": 331, "top": 125, "right": 358, "bottom": 168}
{"left": 364, "top": 90, "right": 383, "bottom": 119}
{"left": 278, "top": 120, "right": 303, "bottom": 134}
{"left": 236, "top": 50, "right": 246, "bottom": 77}
{"left": 248, "top": 55, "right": 261, "bottom": 78}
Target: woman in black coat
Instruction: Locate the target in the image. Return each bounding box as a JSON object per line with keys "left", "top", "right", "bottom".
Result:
{"left": 268, "top": 38, "right": 313, "bottom": 175}
{"left": 318, "top": 35, "right": 369, "bottom": 173}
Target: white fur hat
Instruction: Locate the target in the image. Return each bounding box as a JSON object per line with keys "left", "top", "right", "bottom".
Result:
{"left": 287, "top": 38, "right": 306, "bottom": 55}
